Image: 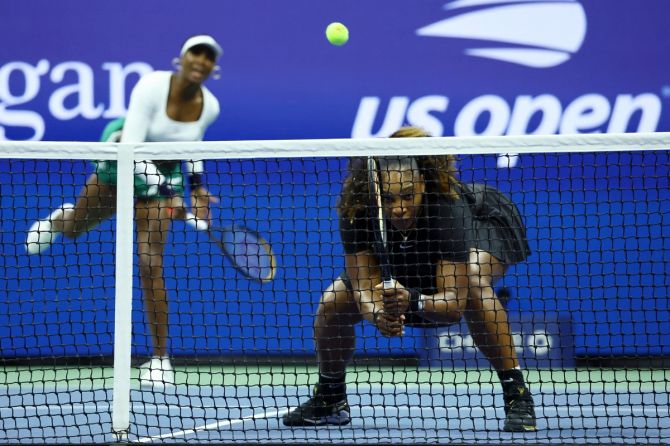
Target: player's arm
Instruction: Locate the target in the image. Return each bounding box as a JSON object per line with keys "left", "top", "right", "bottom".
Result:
{"left": 345, "top": 250, "right": 404, "bottom": 337}
{"left": 414, "top": 259, "right": 467, "bottom": 324}
{"left": 185, "top": 93, "right": 221, "bottom": 222}
{"left": 184, "top": 159, "right": 219, "bottom": 224}
{"left": 377, "top": 259, "right": 465, "bottom": 325}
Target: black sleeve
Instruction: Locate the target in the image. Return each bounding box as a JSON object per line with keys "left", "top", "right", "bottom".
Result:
{"left": 339, "top": 212, "right": 373, "bottom": 255}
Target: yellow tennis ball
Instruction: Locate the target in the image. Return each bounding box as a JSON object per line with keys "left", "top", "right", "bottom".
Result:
{"left": 326, "top": 22, "right": 349, "bottom": 46}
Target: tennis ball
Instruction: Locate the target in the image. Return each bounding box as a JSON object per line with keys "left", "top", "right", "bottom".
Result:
{"left": 326, "top": 22, "right": 349, "bottom": 46}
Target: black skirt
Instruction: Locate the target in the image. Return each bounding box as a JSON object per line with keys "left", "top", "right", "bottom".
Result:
{"left": 459, "top": 183, "right": 532, "bottom": 266}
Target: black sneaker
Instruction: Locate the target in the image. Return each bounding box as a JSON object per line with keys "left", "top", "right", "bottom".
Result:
{"left": 283, "top": 392, "right": 351, "bottom": 426}
{"left": 503, "top": 386, "right": 537, "bottom": 432}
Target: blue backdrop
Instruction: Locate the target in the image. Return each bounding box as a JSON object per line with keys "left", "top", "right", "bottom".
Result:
{"left": 0, "top": 0, "right": 669, "bottom": 361}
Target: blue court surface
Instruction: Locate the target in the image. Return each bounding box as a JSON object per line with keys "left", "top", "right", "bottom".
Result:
{"left": 0, "top": 368, "right": 668, "bottom": 444}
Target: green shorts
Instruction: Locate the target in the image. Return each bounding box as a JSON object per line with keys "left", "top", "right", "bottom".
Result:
{"left": 93, "top": 160, "right": 185, "bottom": 200}
{"left": 97, "top": 117, "right": 185, "bottom": 199}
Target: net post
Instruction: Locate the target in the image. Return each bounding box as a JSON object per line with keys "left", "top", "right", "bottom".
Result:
{"left": 112, "top": 143, "right": 135, "bottom": 438}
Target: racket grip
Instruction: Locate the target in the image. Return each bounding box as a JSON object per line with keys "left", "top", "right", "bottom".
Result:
{"left": 185, "top": 212, "right": 209, "bottom": 231}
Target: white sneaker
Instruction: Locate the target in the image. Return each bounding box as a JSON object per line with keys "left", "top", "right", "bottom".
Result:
{"left": 25, "top": 203, "right": 75, "bottom": 255}
{"left": 139, "top": 357, "right": 175, "bottom": 389}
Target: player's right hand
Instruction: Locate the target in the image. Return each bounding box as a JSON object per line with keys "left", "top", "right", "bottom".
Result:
{"left": 190, "top": 185, "right": 219, "bottom": 227}
{"left": 373, "top": 308, "right": 405, "bottom": 337}
{"left": 376, "top": 280, "right": 411, "bottom": 318}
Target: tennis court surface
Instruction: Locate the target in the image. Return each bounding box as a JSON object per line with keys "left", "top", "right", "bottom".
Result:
{"left": 1, "top": 367, "right": 668, "bottom": 444}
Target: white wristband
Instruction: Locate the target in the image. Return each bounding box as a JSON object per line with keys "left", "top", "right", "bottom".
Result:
{"left": 416, "top": 294, "right": 426, "bottom": 312}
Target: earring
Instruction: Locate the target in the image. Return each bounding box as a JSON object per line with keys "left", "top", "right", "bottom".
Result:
{"left": 172, "top": 57, "right": 181, "bottom": 70}
{"left": 211, "top": 66, "right": 221, "bottom": 80}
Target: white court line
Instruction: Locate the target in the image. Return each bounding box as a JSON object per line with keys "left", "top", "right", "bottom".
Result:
{"left": 0, "top": 405, "right": 107, "bottom": 412}
{"left": 135, "top": 408, "right": 290, "bottom": 443}
{"left": 0, "top": 403, "right": 255, "bottom": 414}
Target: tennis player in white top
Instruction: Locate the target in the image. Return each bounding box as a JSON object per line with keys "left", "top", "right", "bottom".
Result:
{"left": 26, "top": 35, "right": 222, "bottom": 388}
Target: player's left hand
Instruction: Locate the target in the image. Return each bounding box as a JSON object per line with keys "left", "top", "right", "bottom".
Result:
{"left": 375, "top": 280, "right": 411, "bottom": 319}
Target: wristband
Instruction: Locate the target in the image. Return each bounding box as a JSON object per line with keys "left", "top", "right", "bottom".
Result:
{"left": 189, "top": 173, "right": 203, "bottom": 189}
{"left": 408, "top": 288, "right": 425, "bottom": 313}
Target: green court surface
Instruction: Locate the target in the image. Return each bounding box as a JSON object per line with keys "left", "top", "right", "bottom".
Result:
{"left": 3, "top": 365, "right": 669, "bottom": 391}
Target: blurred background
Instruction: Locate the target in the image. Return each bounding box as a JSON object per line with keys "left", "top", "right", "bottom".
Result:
{"left": 1, "top": 0, "right": 669, "bottom": 368}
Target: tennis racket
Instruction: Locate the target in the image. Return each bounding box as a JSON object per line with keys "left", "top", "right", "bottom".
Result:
{"left": 185, "top": 212, "right": 277, "bottom": 284}
{"left": 367, "top": 156, "right": 394, "bottom": 288}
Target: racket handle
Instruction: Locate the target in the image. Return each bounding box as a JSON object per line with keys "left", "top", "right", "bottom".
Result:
{"left": 184, "top": 212, "right": 209, "bottom": 231}
{"left": 379, "top": 276, "right": 405, "bottom": 336}
{"left": 380, "top": 262, "right": 393, "bottom": 288}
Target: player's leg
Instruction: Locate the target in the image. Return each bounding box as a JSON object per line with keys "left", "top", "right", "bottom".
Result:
{"left": 316, "top": 276, "right": 363, "bottom": 375}
{"left": 64, "top": 174, "right": 117, "bottom": 236}
{"left": 283, "top": 276, "right": 362, "bottom": 426}
{"left": 464, "top": 249, "right": 516, "bottom": 369}
{"left": 135, "top": 197, "right": 174, "bottom": 387}
{"left": 26, "top": 173, "right": 116, "bottom": 254}
{"left": 464, "top": 248, "right": 536, "bottom": 432}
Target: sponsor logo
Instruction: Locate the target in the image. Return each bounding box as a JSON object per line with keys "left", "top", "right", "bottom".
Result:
{"left": 417, "top": 0, "right": 587, "bottom": 68}
{"left": 439, "top": 327, "right": 554, "bottom": 358}
{"left": 353, "top": 1, "right": 660, "bottom": 168}
{"left": 421, "top": 315, "right": 575, "bottom": 368}
{"left": 352, "top": 93, "right": 662, "bottom": 166}
{"left": 0, "top": 60, "right": 151, "bottom": 141}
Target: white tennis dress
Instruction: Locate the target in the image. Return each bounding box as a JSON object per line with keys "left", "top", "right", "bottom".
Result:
{"left": 123, "top": 70, "right": 220, "bottom": 192}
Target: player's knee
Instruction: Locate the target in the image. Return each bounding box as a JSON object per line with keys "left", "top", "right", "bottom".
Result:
{"left": 442, "top": 309, "right": 463, "bottom": 324}
{"left": 445, "top": 302, "right": 465, "bottom": 323}
{"left": 59, "top": 208, "right": 82, "bottom": 239}
{"left": 137, "top": 251, "right": 162, "bottom": 276}
{"left": 137, "top": 261, "right": 152, "bottom": 279}
{"left": 467, "top": 274, "right": 492, "bottom": 296}
{"left": 423, "top": 295, "right": 463, "bottom": 324}
{"left": 62, "top": 224, "right": 85, "bottom": 240}
{"left": 61, "top": 230, "right": 77, "bottom": 240}
{"left": 316, "top": 293, "right": 359, "bottom": 328}
{"left": 316, "top": 300, "right": 342, "bottom": 327}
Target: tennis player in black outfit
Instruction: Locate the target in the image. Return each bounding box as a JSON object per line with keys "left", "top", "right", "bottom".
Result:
{"left": 283, "top": 126, "right": 536, "bottom": 432}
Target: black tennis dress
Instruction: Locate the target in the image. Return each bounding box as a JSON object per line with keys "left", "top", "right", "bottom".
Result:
{"left": 340, "top": 185, "right": 531, "bottom": 291}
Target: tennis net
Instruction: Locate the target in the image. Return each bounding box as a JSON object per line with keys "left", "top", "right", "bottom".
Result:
{"left": 0, "top": 132, "right": 668, "bottom": 444}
